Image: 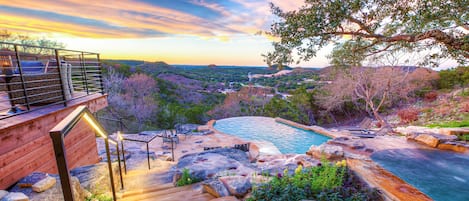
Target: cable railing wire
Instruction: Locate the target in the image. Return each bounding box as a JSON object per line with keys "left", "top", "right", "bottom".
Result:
{"left": 0, "top": 42, "right": 104, "bottom": 119}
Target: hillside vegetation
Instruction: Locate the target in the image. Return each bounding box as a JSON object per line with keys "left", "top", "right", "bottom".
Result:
{"left": 100, "top": 59, "right": 468, "bottom": 131}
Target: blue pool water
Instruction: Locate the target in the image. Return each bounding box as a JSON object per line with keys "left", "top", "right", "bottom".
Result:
{"left": 214, "top": 116, "right": 330, "bottom": 154}
{"left": 372, "top": 149, "right": 469, "bottom": 201}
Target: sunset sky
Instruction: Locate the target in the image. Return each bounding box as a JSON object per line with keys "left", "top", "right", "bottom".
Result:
{"left": 0, "top": 0, "right": 336, "bottom": 66}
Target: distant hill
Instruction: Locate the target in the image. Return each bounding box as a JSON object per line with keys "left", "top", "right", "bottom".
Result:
{"left": 136, "top": 61, "right": 173, "bottom": 74}
{"left": 103, "top": 59, "right": 144, "bottom": 66}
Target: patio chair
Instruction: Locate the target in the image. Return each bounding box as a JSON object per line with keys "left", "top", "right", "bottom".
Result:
{"left": 175, "top": 123, "right": 191, "bottom": 139}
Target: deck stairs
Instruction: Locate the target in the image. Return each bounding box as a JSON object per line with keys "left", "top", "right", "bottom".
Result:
{"left": 118, "top": 168, "right": 214, "bottom": 201}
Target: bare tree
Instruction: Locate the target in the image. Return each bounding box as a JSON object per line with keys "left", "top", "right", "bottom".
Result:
{"left": 317, "top": 66, "right": 438, "bottom": 128}
{"left": 121, "top": 73, "right": 158, "bottom": 130}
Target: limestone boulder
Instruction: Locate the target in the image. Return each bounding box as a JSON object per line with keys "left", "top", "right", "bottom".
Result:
{"left": 250, "top": 176, "right": 272, "bottom": 187}
{"left": 173, "top": 148, "right": 256, "bottom": 184}
{"left": 209, "top": 196, "right": 239, "bottom": 201}
{"left": 202, "top": 179, "right": 230, "bottom": 198}
{"left": 395, "top": 126, "right": 440, "bottom": 136}
{"left": 1, "top": 192, "right": 28, "bottom": 201}
{"left": 219, "top": 176, "right": 251, "bottom": 197}
{"left": 409, "top": 133, "right": 458, "bottom": 148}
{"left": 71, "top": 162, "right": 121, "bottom": 194}
{"left": 8, "top": 175, "right": 85, "bottom": 201}
{"left": 414, "top": 134, "right": 440, "bottom": 148}
{"left": 306, "top": 144, "right": 344, "bottom": 161}
{"left": 16, "top": 173, "right": 48, "bottom": 188}
{"left": 256, "top": 154, "right": 320, "bottom": 176}
{"left": 329, "top": 137, "right": 365, "bottom": 150}
{"left": 437, "top": 142, "right": 469, "bottom": 153}
{"left": 439, "top": 128, "right": 469, "bottom": 136}
{"left": 0, "top": 191, "right": 8, "bottom": 200}
{"left": 31, "top": 176, "right": 56, "bottom": 193}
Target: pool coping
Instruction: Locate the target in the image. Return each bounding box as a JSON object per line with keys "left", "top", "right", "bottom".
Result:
{"left": 209, "top": 117, "right": 434, "bottom": 201}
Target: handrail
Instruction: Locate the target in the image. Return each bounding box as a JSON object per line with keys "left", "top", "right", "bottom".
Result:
{"left": 96, "top": 116, "right": 128, "bottom": 132}
{"left": 0, "top": 41, "right": 99, "bottom": 54}
{"left": 49, "top": 106, "right": 120, "bottom": 201}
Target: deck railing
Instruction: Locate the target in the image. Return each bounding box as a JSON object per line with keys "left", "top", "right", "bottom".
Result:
{"left": 0, "top": 42, "right": 104, "bottom": 119}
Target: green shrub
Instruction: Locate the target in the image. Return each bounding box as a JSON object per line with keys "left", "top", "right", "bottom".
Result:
{"left": 248, "top": 160, "right": 379, "bottom": 201}
{"left": 458, "top": 135, "right": 469, "bottom": 141}
{"left": 85, "top": 194, "right": 113, "bottom": 201}
{"left": 427, "top": 120, "right": 469, "bottom": 128}
{"left": 176, "top": 168, "right": 201, "bottom": 186}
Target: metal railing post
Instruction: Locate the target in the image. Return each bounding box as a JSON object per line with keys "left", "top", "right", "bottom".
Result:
{"left": 104, "top": 138, "right": 117, "bottom": 201}
{"left": 121, "top": 140, "right": 127, "bottom": 174}
{"left": 80, "top": 52, "right": 89, "bottom": 94}
{"left": 97, "top": 54, "right": 104, "bottom": 94}
{"left": 55, "top": 49, "right": 68, "bottom": 107}
{"left": 14, "top": 45, "right": 31, "bottom": 111}
{"left": 50, "top": 131, "right": 75, "bottom": 201}
{"left": 115, "top": 142, "right": 124, "bottom": 190}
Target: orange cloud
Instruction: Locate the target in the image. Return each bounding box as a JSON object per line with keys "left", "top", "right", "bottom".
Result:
{"left": 0, "top": 0, "right": 304, "bottom": 40}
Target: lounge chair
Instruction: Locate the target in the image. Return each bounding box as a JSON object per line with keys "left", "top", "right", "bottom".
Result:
{"left": 233, "top": 143, "right": 250, "bottom": 152}
{"left": 341, "top": 117, "right": 373, "bottom": 132}
{"left": 203, "top": 146, "right": 222, "bottom": 151}
{"left": 349, "top": 130, "right": 376, "bottom": 138}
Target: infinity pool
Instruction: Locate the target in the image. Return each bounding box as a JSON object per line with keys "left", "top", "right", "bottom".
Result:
{"left": 214, "top": 116, "right": 330, "bottom": 154}
{"left": 372, "top": 148, "right": 469, "bottom": 201}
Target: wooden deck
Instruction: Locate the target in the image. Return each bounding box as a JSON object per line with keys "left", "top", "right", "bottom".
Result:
{"left": 0, "top": 92, "right": 105, "bottom": 129}
{"left": 0, "top": 93, "right": 108, "bottom": 189}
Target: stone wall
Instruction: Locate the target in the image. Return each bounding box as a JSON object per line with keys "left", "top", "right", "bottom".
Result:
{"left": 0, "top": 95, "right": 108, "bottom": 189}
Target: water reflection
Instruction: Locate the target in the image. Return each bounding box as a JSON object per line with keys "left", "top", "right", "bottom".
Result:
{"left": 372, "top": 148, "right": 469, "bottom": 201}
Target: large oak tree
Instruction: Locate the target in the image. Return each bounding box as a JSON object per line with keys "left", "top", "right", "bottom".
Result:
{"left": 266, "top": 0, "right": 468, "bottom": 67}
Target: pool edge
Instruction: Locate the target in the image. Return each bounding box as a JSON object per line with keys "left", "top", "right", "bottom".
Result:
{"left": 274, "top": 117, "right": 344, "bottom": 138}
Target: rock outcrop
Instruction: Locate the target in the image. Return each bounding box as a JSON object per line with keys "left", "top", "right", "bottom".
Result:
{"left": 329, "top": 137, "right": 366, "bottom": 150}
{"left": 209, "top": 196, "right": 240, "bottom": 201}
{"left": 0, "top": 190, "right": 8, "bottom": 200}
{"left": 1, "top": 192, "right": 29, "bottom": 201}
{"left": 70, "top": 162, "right": 121, "bottom": 194}
{"left": 219, "top": 176, "right": 251, "bottom": 198}
{"left": 256, "top": 154, "right": 320, "bottom": 175}
{"left": 407, "top": 133, "right": 458, "bottom": 148}
{"left": 9, "top": 174, "right": 85, "bottom": 201}
{"left": 31, "top": 176, "right": 56, "bottom": 193}
{"left": 437, "top": 141, "right": 469, "bottom": 153}
{"left": 173, "top": 148, "right": 256, "bottom": 184}
{"left": 306, "top": 144, "right": 344, "bottom": 161}
{"left": 202, "top": 179, "right": 230, "bottom": 198}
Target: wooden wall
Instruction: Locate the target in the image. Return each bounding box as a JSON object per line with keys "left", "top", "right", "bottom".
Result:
{"left": 0, "top": 95, "right": 108, "bottom": 189}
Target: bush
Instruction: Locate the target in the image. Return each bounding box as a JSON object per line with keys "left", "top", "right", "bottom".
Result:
{"left": 248, "top": 160, "right": 380, "bottom": 201}
{"left": 86, "top": 194, "right": 113, "bottom": 201}
{"left": 397, "top": 108, "right": 420, "bottom": 124}
{"left": 424, "top": 91, "right": 438, "bottom": 102}
{"left": 427, "top": 120, "right": 469, "bottom": 128}
{"left": 176, "top": 168, "right": 201, "bottom": 186}
{"left": 462, "top": 103, "right": 469, "bottom": 113}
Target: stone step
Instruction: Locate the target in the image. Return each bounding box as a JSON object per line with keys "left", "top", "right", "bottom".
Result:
{"left": 120, "top": 184, "right": 213, "bottom": 201}
{"left": 122, "top": 183, "right": 174, "bottom": 198}
{"left": 123, "top": 171, "right": 173, "bottom": 190}
{"left": 125, "top": 168, "right": 171, "bottom": 177}
{"left": 138, "top": 192, "right": 214, "bottom": 201}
